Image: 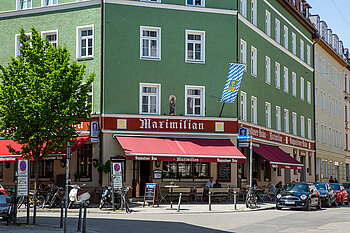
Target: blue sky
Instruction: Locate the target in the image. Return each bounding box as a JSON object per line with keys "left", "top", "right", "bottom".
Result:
{"left": 308, "top": 0, "right": 350, "bottom": 49}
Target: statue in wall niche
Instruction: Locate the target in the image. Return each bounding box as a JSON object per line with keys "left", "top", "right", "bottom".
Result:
{"left": 169, "top": 95, "right": 176, "bottom": 116}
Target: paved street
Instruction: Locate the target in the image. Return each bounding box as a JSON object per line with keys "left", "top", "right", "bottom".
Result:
{"left": 1, "top": 205, "right": 350, "bottom": 233}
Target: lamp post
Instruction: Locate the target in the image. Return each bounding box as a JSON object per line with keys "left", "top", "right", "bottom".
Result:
{"left": 64, "top": 141, "right": 71, "bottom": 233}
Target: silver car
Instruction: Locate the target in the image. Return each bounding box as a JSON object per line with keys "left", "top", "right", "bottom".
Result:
{"left": 0, "top": 192, "right": 11, "bottom": 220}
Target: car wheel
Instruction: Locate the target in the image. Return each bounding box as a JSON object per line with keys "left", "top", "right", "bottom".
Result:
{"left": 340, "top": 196, "right": 344, "bottom": 206}
{"left": 276, "top": 207, "right": 282, "bottom": 210}
{"left": 327, "top": 198, "right": 332, "bottom": 208}
{"left": 316, "top": 200, "right": 322, "bottom": 210}
{"left": 304, "top": 199, "right": 311, "bottom": 211}
{"left": 333, "top": 199, "right": 338, "bottom": 206}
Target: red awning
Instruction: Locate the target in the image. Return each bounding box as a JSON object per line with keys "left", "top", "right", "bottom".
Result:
{"left": 253, "top": 143, "right": 303, "bottom": 169}
{"left": 0, "top": 136, "right": 90, "bottom": 162}
{"left": 115, "top": 136, "right": 246, "bottom": 163}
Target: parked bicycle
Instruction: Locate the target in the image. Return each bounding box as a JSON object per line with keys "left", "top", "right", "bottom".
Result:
{"left": 245, "top": 187, "right": 260, "bottom": 209}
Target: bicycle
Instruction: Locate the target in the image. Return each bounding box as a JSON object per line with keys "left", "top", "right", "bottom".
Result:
{"left": 28, "top": 191, "right": 45, "bottom": 209}
{"left": 245, "top": 187, "right": 260, "bottom": 209}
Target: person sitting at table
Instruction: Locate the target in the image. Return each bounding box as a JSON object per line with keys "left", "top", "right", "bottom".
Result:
{"left": 252, "top": 178, "right": 258, "bottom": 188}
{"left": 275, "top": 181, "right": 282, "bottom": 194}
{"left": 267, "top": 180, "right": 276, "bottom": 200}
{"left": 213, "top": 180, "right": 221, "bottom": 188}
{"left": 206, "top": 177, "right": 215, "bottom": 188}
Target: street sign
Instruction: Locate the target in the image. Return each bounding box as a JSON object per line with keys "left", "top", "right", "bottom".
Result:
{"left": 239, "top": 127, "right": 248, "bottom": 136}
{"left": 238, "top": 143, "right": 249, "bottom": 147}
{"left": 111, "top": 162, "right": 123, "bottom": 190}
{"left": 17, "top": 176, "right": 28, "bottom": 196}
{"left": 236, "top": 135, "right": 252, "bottom": 140}
{"left": 90, "top": 121, "right": 99, "bottom": 138}
{"left": 17, "top": 159, "right": 28, "bottom": 176}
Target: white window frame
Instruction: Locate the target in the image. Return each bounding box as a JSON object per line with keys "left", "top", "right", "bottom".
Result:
{"left": 265, "top": 10, "right": 271, "bottom": 37}
{"left": 42, "top": 0, "right": 58, "bottom": 7}
{"left": 17, "top": 0, "right": 32, "bottom": 10}
{"left": 300, "top": 116, "right": 305, "bottom": 138}
{"left": 265, "top": 102, "right": 271, "bottom": 128}
{"left": 284, "top": 67, "right": 288, "bottom": 93}
{"left": 292, "top": 112, "right": 297, "bottom": 136}
{"left": 300, "top": 77, "right": 304, "bottom": 100}
{"left": 283, "top": 25, "right": 288, "bottom": 49}
{"left": 284, "top": 109, "right": 289, "bottom": 133}
{"left": 41, "top": 30, "right": 58, "bottom": 47}
{"left": 307, "top": 45, "right": 311, "bottom": 65}
{"left": 251, "top": 0, "right": 257, "bottom": 26}
{"left": 316, "top": 122, "right": 319, "bottom": 141}
{"left": 292, "top": 72, "right": 296, "bottom": 96}
{"left": 307, "top": 81, "right": 311, "bottom": 104}
{"left": 240, "top": 0, "right": 247, "bottom": 18}
{"left": 240, "top": 39, "right": 247, "bottom": 64}
{"left": 276, "top": 106, "right": 281, "bottom": 131}
{"left": 139, "top": 83, "right": 161, "bottom": 115}
{"left": 15, "top": 33, "right": 31, "bottom": 57}
{"left": 185, "top": 85, "right": 205, "bottom": 116}
{"left": 140, "top": 26, "right": 161, "bottom": 60}
{"left": 292, "top": 32, "right": 296, "bottom": 55}
{"left": 275, "top": 62, "right": 280, "bottom": 89}
{"left": 251, "top": 96, "right": 257, "bottom": 124}
{"left": 275, "top": 18, "right": 280, "bottom": 44}
{"left": 265, "top": 56, "right": 271, "bottom": 84}
{"left": 251, "top": 46, "right": 257, "bottom": 77}
{"left": 340, "top": 132, "right": 343, "bottom": 148}
{"left": 76, "top": 25, "right": 94, "bottom": 60}
{"left": 185, "top": 30, "right": 205, "bottom": 63}
{"left": 315, "top": 87, "right": 318, "bottom": 107}
{"left": 240, "top": 92, "right": 247, "bottom": 121}
{"left": 300, "top": 39, "right": 304, "bottom": 61}
{"left": 186, "top": 0, "right": 205, "bottom": 7}
{"left": 329, "top": 128, "right": 332, "bottom": 146}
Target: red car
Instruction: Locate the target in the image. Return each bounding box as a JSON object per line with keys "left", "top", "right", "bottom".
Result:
{"left": 0, "top": 184, "right": 7, "bottom": 196}
{"left": 330, "top": 183, "right": 349, "bottom": 205}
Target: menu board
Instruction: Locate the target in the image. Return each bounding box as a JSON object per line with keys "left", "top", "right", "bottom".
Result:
{"left": 217, "top": 163, "right": 231, "bottom": 182}
{"left": 143, "top": 183, "right": 158, "bottom": 207}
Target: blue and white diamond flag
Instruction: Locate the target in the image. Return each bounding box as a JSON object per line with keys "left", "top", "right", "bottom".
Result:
{"left": 220, "top": 63, "right": 246, "bottom": 103}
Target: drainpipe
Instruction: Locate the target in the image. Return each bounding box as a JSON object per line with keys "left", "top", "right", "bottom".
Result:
{"left": 99, "top": 0, "right": 104, "bottom": 186}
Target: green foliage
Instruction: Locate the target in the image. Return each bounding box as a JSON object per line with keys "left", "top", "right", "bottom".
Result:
{"left": 97, "top": 160, "right": 111, "bottom": 174}
{"left": 0, "top": 26, "right": 95, "bottom": 160}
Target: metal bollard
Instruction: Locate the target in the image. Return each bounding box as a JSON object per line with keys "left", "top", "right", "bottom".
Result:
{"left": 33, "top": 199, "right": 37, "bottom": 225}
{"left": 233, "top": 191, "right": 237, "bottom": 210}
{"left": 60, "top": 201, "right": 64, "bottom": 228}
{"left": 82, "top": 204, "right": 87, "bottom": 233}
{"left": 77, "top": 204, "right": 82, "bottom": 232}
{"left": 177, "top": 193, "right": 182, "bottom": 212}
{"left": 208, "top": 192, "right": 212, "bottom": 211}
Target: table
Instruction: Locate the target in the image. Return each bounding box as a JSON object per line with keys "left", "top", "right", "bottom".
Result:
{"left": 164, "top": 185, "right": 179, "bottom": 209}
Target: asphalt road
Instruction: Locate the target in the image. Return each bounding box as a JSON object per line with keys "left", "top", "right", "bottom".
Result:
{"left": 1, "top": 205, "right": 350, "bottom": 232}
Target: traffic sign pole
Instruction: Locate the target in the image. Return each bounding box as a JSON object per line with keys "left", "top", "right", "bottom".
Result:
{"left": 64, "top": 141, "right": 70, "bottom": 233}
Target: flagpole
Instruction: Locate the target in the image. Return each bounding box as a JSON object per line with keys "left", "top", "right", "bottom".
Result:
{"left": 219, "top": 102, "right": 225, "bottom": 117}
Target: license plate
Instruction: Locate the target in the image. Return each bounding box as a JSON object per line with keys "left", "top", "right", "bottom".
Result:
{"left": 284, "top": 201, "right": 295, "bottom": 204}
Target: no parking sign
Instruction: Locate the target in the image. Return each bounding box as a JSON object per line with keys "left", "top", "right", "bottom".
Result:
{"left": 111, "top": 162, "right": 123, "bottom": 190}
{"left": 17, "top": 159, "right": 29, "bottom": 197}
{"left": 17, "top": 159, "right": 29, "bottom": 176}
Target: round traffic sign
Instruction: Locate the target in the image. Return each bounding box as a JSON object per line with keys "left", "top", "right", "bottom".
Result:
{"left": 114, "top": 163, "right": 120, "bottom": 172}
{"left": 19, "top": 161, "right": 27, "bottom": 171}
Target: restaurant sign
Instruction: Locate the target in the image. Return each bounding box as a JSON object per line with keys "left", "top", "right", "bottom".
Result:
{"left": 126, "top": 155, "right": 245, "bottom": 163}
{"left": 239, "top": 123, "right": 314, "bottom": 150}
{"left": 103, "top": 116, "right": 237, "bottom": 133}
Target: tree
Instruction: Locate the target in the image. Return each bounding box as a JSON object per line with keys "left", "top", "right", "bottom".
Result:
{"left": 0, "top": 27, "right": 95, "bottom": 187}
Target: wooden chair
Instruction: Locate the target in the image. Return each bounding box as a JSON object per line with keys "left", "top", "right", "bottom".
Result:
{"left": 172, "top": 188, "right": 191, "bottom": 202}
{"left": 195, "top": 188, "right": 204, "bottom": 203}
{"left": 209, "top": 188, "right": 230, "bottom": 202}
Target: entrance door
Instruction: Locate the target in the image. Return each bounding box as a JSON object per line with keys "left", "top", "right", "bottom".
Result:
{"left": 300, "top": 156, "right": 306, "bottom": 182}
{"left": 139, "top": 161, "right": 151, "bottom": 197}
{"left": 284, "top": 168, "right": 291, "bottom": 184}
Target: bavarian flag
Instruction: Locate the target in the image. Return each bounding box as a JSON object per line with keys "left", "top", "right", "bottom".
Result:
{"left": 220, "top": 63, "right": 246, "bottom": 103}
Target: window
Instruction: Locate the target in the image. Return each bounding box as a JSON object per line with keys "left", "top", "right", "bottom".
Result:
{"left": 240, "top": 92, "right": 247, "bottom": 121}
{"left": 265, "top": 10, "right": 271, "bottom": 37}
{"left": 76, "top": 144, "right": 92, "bottom": 181}
{"left": 284, "top": 67, "right": 288, "bottom": 93}
{"left": 325, "top": 125, "right": 327, "bottom": 144}
{"left": 251, "top": 96, "right": 257, "bottom": 124}
{"left": 321, "top": 125, "right": 324, "bottom": 143}
{"left": 292, "top": 72, "right": 297, "bottom": 96}
{"left": 292, "top": 112, "right": 297, "bottom": 135}
{"left": 330, "top": 161, "right": 333, "bottom": 177}
{"left": 42, "top": 30, "right": 58, "bottom": 47}
{"left": 329, "top": 128, "right": 332, "bottom": 146}
{"left": 17, "top": 0, "right": 32, "bottom": 10}
{"left": 251, "top": 0, "right": 257, "bottom": 26}
{"left": 276, "top": 106, "right": 281, "bottom": 131}
{"left": 265, "top": 56, "right": 271, "bottom": 84}
{"left": 186, "top": 0, "right": 205, "bottom": 7}
{"left": 307, "top": 45, "right": 311, "bottom": 65}
{"left": 163, "top": 162, "right": 209, "bottom": 179}
{"left": 0, "top": 162, "right": 2, "bottom": 180}
{"left": 315, "top": 87, "right": 318, "bottom": 106}
{"left": 87, "top": 83, "right": 93, "bottom": 111}
{"left": 42, "top": 0, "right": 58, "bottom": 7}
{"left": 240, "top": 39, "right": 247, "bottom": 64}
{"left": 265, "top": 102, "right": 271, "bottom": 128}
{"left": 340, "top": 132, "right": 343, "bottom": 148}
{"left": 284, "top": 109, "right": 289, "bottom": 133}
{"left": 300, "top": 39, "right": 304, "bottom": 61}
{"left": 275, "top": 62, "right": 280, "bottom": 89}
{"left": 307, "top": 81, "right": 311, "bottom": 104}
{"left": 329, "top": 95, "right": 332, "bottom": 113}
{"left": 325, "top": 160, "right": 328, "bottom": 178}
{"left": 316, "top": 122, "right": 319, "bottom": 141}
{"left": 15, "top": 33, "right": 31, "bottom": 57}
{"left": 283, "top": 26, "right": 288, "bottom": 49}
{"left": 300, "top": 77, "right": 304, "bottom": 100}
{"left": 307, "top": 118, "right": 311, "bottom": 139}
{"left": 140, "top": 26, "right": 161, "bottom": 60}
{"left": 240, "top": 0, "right": 247, "bottom": 18}
{"left": 140, "top": 83, "right": 161, "bottom": 115}
{"left": 77, "top": 25, "right": 94, "bottom": 59}
{"left": 186, "top": 30, "right": 205, "bottom": 63}
{"left": 30, "top": 160, "right": 54, "bottom": 178}
{"left": 185, "top": 86, "right": 205, "bottom": 116}
{"left": 275, "top": 19, "right": 280, "bottom": 43}
{"left": 292, "top": 32, "right": 296, "bottom": 55}
{"left": 308, "top": 154, "right": 312, "bottom": 175}
{"left": 300, "top": 116, "right": 305, "bottom": 137}
{"left": 251, "top": 46, "right": 257, "bottom": 77}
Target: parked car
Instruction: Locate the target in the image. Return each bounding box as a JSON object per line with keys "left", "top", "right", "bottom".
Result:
{"left": 330, "top": 183, "right": 349, "bottom": 205}
{"left": 276, "top": 183, "right": 321, "bottom": 211}
{"left": 343, "top": 183, "right": 350, "bottom": 196}
{"left": 0, "top": 184, "right": 7, "bottom": 195}
{"left": 0, "top": 192, "right": 11, "bottom": 220}
{"left": 314, "top": 183, "right": 337, "bottom": 207}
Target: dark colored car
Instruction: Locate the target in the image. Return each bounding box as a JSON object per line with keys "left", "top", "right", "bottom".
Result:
{"left": 330, "top": 183, "right": 349, "bottom": 205}
{"left": 0, "top": 192, "right": 11, "bottom": 220}
{"left": 314, "top": 183, "right": 337, "bottom": 207}
{"left": 276, "top": 183, "right": 321, "bottom": 211}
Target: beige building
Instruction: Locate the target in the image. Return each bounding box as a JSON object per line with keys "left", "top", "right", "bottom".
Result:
{"left": 343, "top": 57, "right": 350, "bottom": 182}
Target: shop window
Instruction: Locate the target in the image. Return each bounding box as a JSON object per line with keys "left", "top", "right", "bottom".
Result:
{"left": 277, "top": 168, "right": 282, "bottom": 176}
{"left": 76, "top": 144, "right": 92, "bottom": 181}
{"left": 162, "top": 162, "right": 209, "bottom": 179}
{"left": 0, "top": 162, "right": 3, "bottom": 179}
{"left": 293, "top": 149, "right": 298, "bottom": 175}
{"left": 30, "top": 160, "right": 54, "bottom": 178}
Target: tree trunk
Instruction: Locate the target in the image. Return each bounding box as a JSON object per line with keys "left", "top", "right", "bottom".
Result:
{"left": 34, "top": 155, "right": 40, "bottom": 191}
